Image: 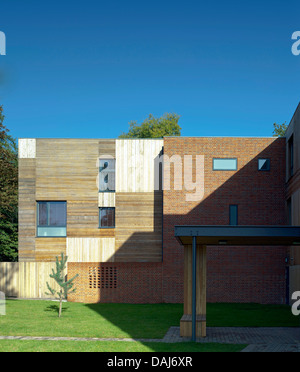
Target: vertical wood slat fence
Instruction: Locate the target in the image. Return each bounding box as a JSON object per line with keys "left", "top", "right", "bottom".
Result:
{"left": 0, "top": 262, "right": 66, "bottom": 299}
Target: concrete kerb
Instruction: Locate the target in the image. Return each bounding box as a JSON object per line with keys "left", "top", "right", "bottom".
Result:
{"left": 0, "top": 326, "right": 299, "bottom": 352}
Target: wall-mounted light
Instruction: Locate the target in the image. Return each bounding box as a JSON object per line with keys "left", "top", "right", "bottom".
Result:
{"left": 218, "top": 240, "right": 227, "bottom": 245}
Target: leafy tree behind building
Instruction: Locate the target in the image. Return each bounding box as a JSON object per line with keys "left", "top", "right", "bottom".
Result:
{"left": 272, "top": 122, "right": 287, "bottom": 137}
{"left": 0, "top": 105, "right": 18, "bottom": 261}
{"left": 119, "top": 113, "right": 181, "bottom": 138}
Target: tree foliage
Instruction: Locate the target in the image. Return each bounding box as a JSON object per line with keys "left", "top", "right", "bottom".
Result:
{"left": 272, "top": 122, "right": 287, "bottom": 137}
{"left": 46, "top": 253, "right": 79, "bottom": 317}
{"left": 0, "top": 105, "right": 18, "bottom": 261}
{"left": 119, "top": 113, "right": 181, "bottom": 139}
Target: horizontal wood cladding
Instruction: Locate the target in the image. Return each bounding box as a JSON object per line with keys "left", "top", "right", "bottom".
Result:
{"left": 35, "top": 139, "right": 100, "bottom": 200}
{"left": 116, "top": 139, "right": 163, "bottom": 192}
{"left": 115, "top": 192, "right": 163, "bottom": 262}
{"left": 35, "top": 238, "right": 66, "bottom": 262}
{"left": 98, "top": 139, "right": 115, "bottom": 158}
{"left": 18, "top": 158, "right": 36, "bottom": 261}
{"left": 66, "top": 200, "right": 114, "bottom": 237}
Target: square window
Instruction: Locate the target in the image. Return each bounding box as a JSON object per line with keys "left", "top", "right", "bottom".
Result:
{"left": 99, "top": 207, "right": 115, "bottom": 228}
{"left": 258, "top": 159, "right": 270, "bottom": 171}
{"left": 37, "top": 201, "right": 66, "bottom": 237}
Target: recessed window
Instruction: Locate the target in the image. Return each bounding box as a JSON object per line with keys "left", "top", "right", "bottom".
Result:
{"left": 258, "top": 158, "right": 270, "bottom": 171}
{"left": 287, "top": 198, "right": 292, "bottom": 225}
{"left": 37, "top": 201, "right": 67, "bottom": 237}
{"left": 288, "top": 136, "right": 294, "bottom": 178}
{"left": 99, "top": 207, "right": 115, "bottom": 228}
{"left": 99, "top": 158, "right": 115, "bottom": 192}
{"left": 229, "top": 205, "right": 238, "bottom": 225}
{"left": 213, "top": 158, "right": 237, "bottom": 171}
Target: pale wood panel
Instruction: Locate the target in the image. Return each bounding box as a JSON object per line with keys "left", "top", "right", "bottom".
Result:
{"left": 35, "top": 238, "right": 67, "bottom": 262}
{"left": 115, "top": 192, "right": 162, "bottom": 262}
{"left": 98, "top": 193, "right": 115, "bottom": 207}
{"left": 0, "top": 262, "right": 66, "bottom": 299}
{"left": 0, "top": 262, "right": 19, "bottom": 297}
{"left": 18, "top": 139, "right": 36, "bottom": 159}
{"left": 66, "top": 238, "right": 115, "bottom": 262}
{"left": 116, "top": 139, "right": 163, "bottom": 192}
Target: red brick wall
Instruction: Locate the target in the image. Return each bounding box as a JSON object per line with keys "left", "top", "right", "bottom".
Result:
{"left": 68, "top": 262, "right": 163, "bottom": 303}
{"left": 163, "top": 137, "right": 287, "bottom": 304}
{"left": 68, "top": 137, "right": 287, "bottom": 305}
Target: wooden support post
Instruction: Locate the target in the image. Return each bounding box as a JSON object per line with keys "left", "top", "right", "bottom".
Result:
{"left": 180, "top": 243, "right": 206, "bottom": 338}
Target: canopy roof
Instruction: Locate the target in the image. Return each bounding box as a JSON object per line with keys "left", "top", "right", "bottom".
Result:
{"left": 175, "top": 225, "right": 300, "bottom": 246}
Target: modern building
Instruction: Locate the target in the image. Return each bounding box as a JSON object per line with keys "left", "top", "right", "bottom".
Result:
{"left": 18, "top": 103, "right": 300, "bottom": 311}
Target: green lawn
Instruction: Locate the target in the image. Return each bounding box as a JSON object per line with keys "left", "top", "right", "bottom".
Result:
{"left": 0, "top": 300, "right": 297, "bottom": 352}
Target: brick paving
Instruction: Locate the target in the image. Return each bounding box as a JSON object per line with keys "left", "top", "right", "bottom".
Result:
{"left": 162, "top": 326, "right": 300, "bottom": 352}
{"left": 0, "top": 327, "right": 299, "bottom": 352}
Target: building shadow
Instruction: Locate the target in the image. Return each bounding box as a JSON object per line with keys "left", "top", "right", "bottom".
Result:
{"left": 76, "top": 138, "right": 295, "bottom": 345}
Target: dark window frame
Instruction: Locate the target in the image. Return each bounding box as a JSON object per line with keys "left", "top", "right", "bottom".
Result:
{"left": 99, "top": 207, "right": 115, "bottom": 228}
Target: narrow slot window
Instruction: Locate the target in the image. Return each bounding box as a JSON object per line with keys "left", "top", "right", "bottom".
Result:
{"left": 229, "top": 205, "right": 238, "bottom": 226}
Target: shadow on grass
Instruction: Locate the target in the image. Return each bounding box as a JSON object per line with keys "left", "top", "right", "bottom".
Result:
{"left": 44, "top": 304, "right": 69, "bottom": 316}
{"left": 84, "top": 303, "right": 183, "bottom": 340}
{"left": 83, "top": 302, "right": 299, "bottom": 351}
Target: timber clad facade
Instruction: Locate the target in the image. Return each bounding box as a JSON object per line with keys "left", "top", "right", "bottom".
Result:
{"left": 18, "top": 103, "right": 300, "bottom": 304}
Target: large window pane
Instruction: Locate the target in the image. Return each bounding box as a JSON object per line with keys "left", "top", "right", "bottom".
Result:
{"left": 38, "top": 202, "right": 47, "bottom": 226}
{"left": 37, "top": 227, "right": 66, "bottom": 237}
{"left": 213, "top": 158, "right": 237, "bottom": 171}
{"left": 49, "top": 203, "right": 66, "bottom": 226}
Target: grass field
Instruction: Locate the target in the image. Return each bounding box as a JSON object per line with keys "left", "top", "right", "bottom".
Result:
{"left": 0, "top": 300, "right": 297, "bottom": 352}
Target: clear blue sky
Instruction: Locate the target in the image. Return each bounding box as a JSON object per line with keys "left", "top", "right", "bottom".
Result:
{"left": 0, "top": 0, "right": 300, "bottom": 139}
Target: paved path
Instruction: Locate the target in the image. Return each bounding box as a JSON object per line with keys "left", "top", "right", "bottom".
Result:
{"left": 0, "top": 327, "right": 299, "bottom": 352}
{"left": 163, "top": 326, "right": 300, "bottom": 352}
